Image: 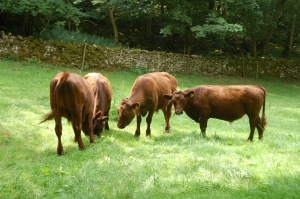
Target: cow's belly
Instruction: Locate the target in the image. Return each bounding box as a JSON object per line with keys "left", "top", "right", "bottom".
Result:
{"left": 210, "top": 108, "right": 245, "bottom": 122}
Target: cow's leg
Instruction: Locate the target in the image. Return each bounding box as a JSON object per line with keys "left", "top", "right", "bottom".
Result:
{"left": 247, "top": 116, "right": 256, "bottom": 141}
{"left": 54, "top": 117, "right": 64, "bottom": 155}
{"left": 72, "top": 115, "right": 85, "bottom": 150}
{"left": 105, "top": 121, "right": 109, "bottom": 131}
{"left": 134, "top": 114, "right": 142, "bottom": 137}
{"left": 86, "top": 113, "right": 95, "bottom": 143}
{"left": 199, "top": 117, "right": 208, "bottom": 137}
{"left": 105, "top": 110, "right": 110, "bottom": 131}
{"left": 145, "top": 110, "right": 154, "bottom": 136}
{"left": 163, "top": 104, "right": 172, "bottom": 133}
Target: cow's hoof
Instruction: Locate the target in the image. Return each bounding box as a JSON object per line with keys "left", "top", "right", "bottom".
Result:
{"left": 78, "top": 145, "right": 86, "bottom": 150}
{"left": 164, "top": 126, "right": 170, "bottom": 132}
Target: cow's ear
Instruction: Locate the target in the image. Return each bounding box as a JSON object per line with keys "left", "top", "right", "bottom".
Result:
{"left": 132, "top": 102, "right": 140, "bottom": 110}
{"left": 185, "top": 91, "right": 195, "bottom": 98}
{"left": 94, "top": 111, "right": 102, "bottom": 119}
{"left": 102, "top": 116, "right": 109, "bottom": 122}
{"left": 163, "top": 94, "right": 172, "bottom": 100}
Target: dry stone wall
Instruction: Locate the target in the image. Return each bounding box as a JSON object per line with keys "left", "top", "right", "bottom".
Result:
{"left": 0, "top": 31, "right": 299, "bottom": 80}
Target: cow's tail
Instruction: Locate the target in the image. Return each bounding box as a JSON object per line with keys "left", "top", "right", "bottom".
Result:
{"left": 39, "top": 72, "right": 69, "bottom": 124}
{"left": 260, "top": 86, "right": 267, "bottom": 129}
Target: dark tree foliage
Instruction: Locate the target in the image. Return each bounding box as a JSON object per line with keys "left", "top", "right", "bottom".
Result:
{"left": 0, "top": 0, "right": 299, "bottom": 57}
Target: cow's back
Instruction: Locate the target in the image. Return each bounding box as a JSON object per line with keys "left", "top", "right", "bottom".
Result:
{"left": 96, "top": 73, "right": 113, "bottom": 105}
{"left": 84, "top": 72, "right": 112, "bottom": 113}
{"left": 131, "top": 72, "right": 177, "bottom": 110}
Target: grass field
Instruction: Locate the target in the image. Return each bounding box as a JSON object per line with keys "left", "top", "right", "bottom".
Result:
{"left": 0, "top": 59, "right": 299, "bottom": 199}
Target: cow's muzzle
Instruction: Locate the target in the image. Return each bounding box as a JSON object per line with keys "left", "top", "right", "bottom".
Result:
{"left": 175, "top": 111, "right": 183, "bottom": 115}
{"left": 117, "top": 123, "right": 126, "bottom": 129}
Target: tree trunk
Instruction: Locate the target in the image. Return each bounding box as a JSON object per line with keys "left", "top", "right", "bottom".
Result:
{"left": 281, "top": 3, "right": 297, "bottom": 57}
{"left": 259, "top": 0, "right": 287, "bottom": 56}
{"left": 66, "top": 19, "right": 72, "bottom": 30}
{"left": 221, "top": 2, "right": 227, "bottom": 18}
{"left": 160, "top": 2, "right": 165, "bottom": 14}
{"left": 208, "top": 0, "right": 215, "bottom": 10}
{"left": 250, "top": 33, "right": 257, "bottom": 58}
{"left": 146, "top": 18, "right": 153, "bottom": 39}
{"left": 184, "top": 31, "right": 193, "bottom": 55}
{"left": 21, "top": 16, "right": 33, "bottom": 36}
{"left": 108, "top": 7, "right": 118, "bottom": 43}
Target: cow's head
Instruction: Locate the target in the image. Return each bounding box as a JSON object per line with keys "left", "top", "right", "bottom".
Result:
{"left": 163, "top": 90, "right": 195, "bottom": 115}
{"left": 93, "top": 111, "right": 109, "bottom": 136}
{"left": 117, "top": 98, "right": 140, "bottom": 129}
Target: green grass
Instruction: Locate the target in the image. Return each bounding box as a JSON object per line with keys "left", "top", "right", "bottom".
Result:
{"left": 0, "top": 59, "right": 299, "bottom": 199}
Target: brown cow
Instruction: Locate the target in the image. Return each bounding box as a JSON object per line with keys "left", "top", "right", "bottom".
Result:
{"left": 40, "top": 72, "right": 102, "bottom": 155}
{"left": 84, "top": 72, "right": 112, "bottom": 136}
{"left": 117, "top": 72, "right": 178, "bottom": 136}
{"left": 163, "top": 85, "right": 267, "bottom": 141}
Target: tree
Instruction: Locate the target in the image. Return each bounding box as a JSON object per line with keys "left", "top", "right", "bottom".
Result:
{"left": 259, "top": 0, "right": 287, "bottom": 56}
{"left": 225, "top": 0, "right": 291, "bottom": 57}
{"left": 158, "top": 0, "right": 243, "bottom": 53}
{"left": 281, "top": 0, "right": 299, "bottom": 57}
{"left": 0, "top": 0, "right": 88, "bottom": 35}
{"left": 227, "top": 0, "right": 264, "bottom": 57}
{"left": 88, "top": 0, "right": 159, "bottom": 44}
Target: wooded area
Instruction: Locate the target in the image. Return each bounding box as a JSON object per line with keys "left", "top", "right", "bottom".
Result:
{"left": 0, "top": 0, "right": 299, "bottom": 57}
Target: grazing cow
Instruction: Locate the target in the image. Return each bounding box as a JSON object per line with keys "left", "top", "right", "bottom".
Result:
{"left": 163, "top": 85, "right": 267, "bottom": 141}
{"left": 117, "top": 72, "right": 178, "bottom": 136}
{"left": 40, "top": 72, "right": 102, "bottom": 155}
{"left": 84, "top": 72, "right": 112, "bottom": 136}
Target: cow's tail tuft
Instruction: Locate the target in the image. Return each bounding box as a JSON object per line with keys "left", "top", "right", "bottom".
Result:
{"left": 260, "top": 86, "right": 267, "bottom": 129}
{"left": 261, "top": 112, "right": 267, "bottom": 129}
{"left": 39, "top": 110, "right": 56, "bottom": 124}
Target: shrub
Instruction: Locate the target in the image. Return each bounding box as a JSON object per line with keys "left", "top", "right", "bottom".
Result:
{"left": 39, "top": 27, "right": 120, "bottom": 48}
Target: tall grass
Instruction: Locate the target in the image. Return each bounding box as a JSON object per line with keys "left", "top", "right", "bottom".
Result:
{"left": 0, "top": 59, "right": 299, "bottom": 199}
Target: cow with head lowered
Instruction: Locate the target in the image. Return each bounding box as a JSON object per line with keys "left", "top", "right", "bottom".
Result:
{"left": 163, "top": 85, "right": 267, "bottom": 141}
{"left": 84, "top": 73, "right": 112, "bottom": 136}
{"left": 40, "top": 72, "right": 102, "bottom": 155}
{"left": 117, "top": 72, "right": 178, "bottom": 136}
